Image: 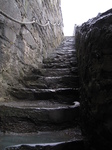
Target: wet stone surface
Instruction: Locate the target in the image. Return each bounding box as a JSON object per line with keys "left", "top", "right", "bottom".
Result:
{"left": 0, "top": 37, "right": 83, "bottom": 149}
{"left": 0, "top": 128, "right": 83, "bottom": 150}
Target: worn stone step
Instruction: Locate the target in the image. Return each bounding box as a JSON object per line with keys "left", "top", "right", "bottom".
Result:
{"left": 56, "top": 37, "right": 75, "bottom": 48}
{"left": 56, "top": 45, "right": 75, "bottom": 50}
{"left": 40, "top": 67, "right": 78, "bottom": 77}
{"left": 26, "top": 67, "right": 78, "bottom": 77}
{"left": 10, "top": 88, "right": 79, "bottom": 103}
{"left": 42, "top": 76, "right": 79, "bottom": 89}
{"left": 48, "top": 49, "right": 76, "bottom": 55}
{"left": 23, "top": 75, "right": 79, "bottom": 89}
{"left": 56, "top": 48, "right": 76, "bottom": 52}
{"left": 0, "top": 101, "right": 80, "bottom": 133}
{"left": 43, "top": 57, "right": 76, "bottom": 64}
{"left": 57, "top": 44, "right": 75, "bottom": 50}
{"left": 45, "top": 50, "right": 76, "bottom": 58}
{"left": 43, "top": 53, "right": 77, "bottom": 61}
{"left": 43, "top": 61, "right": 77, "bottom": 69}
{"left": 1, "top": 128, "right": 85, "bottom": 150}
{"left": 46, "top": 53, "right": 76, "bottom": 60}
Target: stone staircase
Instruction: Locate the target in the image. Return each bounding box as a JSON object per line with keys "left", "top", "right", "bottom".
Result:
{"left": 0, "top": 37, "right": 86, "bottom": 150}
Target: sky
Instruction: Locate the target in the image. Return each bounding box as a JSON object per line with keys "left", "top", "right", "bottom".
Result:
{"left": 61, "top": 0, "right": 112, "bottom": 36}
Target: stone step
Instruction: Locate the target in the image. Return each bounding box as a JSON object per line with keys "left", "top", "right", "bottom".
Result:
{"left": 10, "top": 88, "right": 79, "bottom": 103}
{"left": 56, "top": 45, "right": 75, "bottom": 50}
{"left": 45, "top": 49, "right": 76, "bottom": 56}
{"left": 27, "top": 67, "right": 78, "bottom": 77}
{"left": 40, "top": 67, "right": 78, "bottom": 77}
{"left": 0, "top": 101, "right": 80, "bottom": 133}
{"left": 43, "top": 55, "right": 76, "bottom": 64}
{"left": 45, "top": 51, "right": 76, "bottom": 60}
{"left": 56, "top": 48, "right": 75, "bottom": 52}
{"left": 23, "top": 75, "right": 79, "bottom": 89}
{"left": 56, "top": 44, "right": 75, "bottom": 50}
{"left": 1, "top": 128, "right": 85, "bottom": 150}
{"left": 49, "top": 49, "right": 76, "bottom": 55}
{"left": 43, "top": 57, "right": 76, "bottom": 64}
{"left": 43, "top": 61, "right": 77, "bottom": 69}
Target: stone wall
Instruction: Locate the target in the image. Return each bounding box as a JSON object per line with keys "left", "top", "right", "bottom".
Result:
{"left": 0, "top": 0, "right": 64, "bottom": 101}
{"left": 75, "top": 9, "right": 112, "bottom": 149}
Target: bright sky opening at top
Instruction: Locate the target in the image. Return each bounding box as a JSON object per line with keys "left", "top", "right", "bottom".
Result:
{"left": 61, "top": 0, "right": 112, "bottom": 36}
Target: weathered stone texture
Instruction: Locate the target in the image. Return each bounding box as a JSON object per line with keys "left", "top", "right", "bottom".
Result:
{"left": 75, "top": 9, "right": 112, "bottom": 149}
{"left": 0, "top": 0, "right": 64, "bottom": 101}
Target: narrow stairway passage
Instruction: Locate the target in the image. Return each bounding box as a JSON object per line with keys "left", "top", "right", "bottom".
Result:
{"left": 0, "top": 36, "right": 86, "bottom": 150}
{"left": 10, "top": 37, "right": 79, "bottom": 104}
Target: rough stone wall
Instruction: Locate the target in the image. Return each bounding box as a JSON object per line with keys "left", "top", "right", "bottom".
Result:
{"left": 75, "top": 9, "right": 112, "bottom": 149}
{"left": 0, "top": 0, "right": 64, "bottom": 101}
